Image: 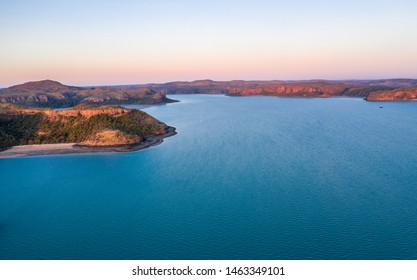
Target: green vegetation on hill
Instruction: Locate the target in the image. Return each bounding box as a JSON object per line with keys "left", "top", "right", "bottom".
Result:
{"left": 0, "top": 113, "right": 43, "bottom": 149}
{"left": 0, "top": 104, "right": 168, "bottom": 149}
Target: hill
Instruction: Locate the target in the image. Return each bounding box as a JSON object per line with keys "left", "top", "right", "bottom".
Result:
{"left": 0, "top": 80, "right": 177, "bottom": 108}
{"left": 0, "top": 103, "right": 175, "bottom": 151}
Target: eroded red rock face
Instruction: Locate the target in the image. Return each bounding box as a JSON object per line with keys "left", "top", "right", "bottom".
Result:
{"left": 366, "top": 87, "right": 417, "bottom": 101}
{"left": 152, "top": 80, "right": 393, "bottom": 98}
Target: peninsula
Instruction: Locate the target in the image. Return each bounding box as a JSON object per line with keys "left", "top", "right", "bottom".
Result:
{"left": 0, "top": 103, "right": 176, "bottom": 158}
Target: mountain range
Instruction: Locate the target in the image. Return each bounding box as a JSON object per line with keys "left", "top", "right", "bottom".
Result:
{"left": 139, "top": 79, "right": 417, "bottom": 101}
{"left": 1, "top": 78, "right": 417, "bottom": 108}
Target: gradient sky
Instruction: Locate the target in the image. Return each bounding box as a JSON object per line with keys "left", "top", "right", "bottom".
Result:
{"left": 1, "top": 0, "right": 417, "bottom": 87}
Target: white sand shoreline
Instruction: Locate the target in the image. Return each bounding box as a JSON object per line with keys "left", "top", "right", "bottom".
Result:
{"left": 0, "top": 143, "right": 86, "bottom": 158}
{"left": 0, "top": 127, "right": 177, "bottom": 159}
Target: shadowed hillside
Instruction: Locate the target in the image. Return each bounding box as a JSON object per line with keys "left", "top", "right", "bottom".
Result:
{"left": 0, "top": 80, "right": 177, "bottom": 108}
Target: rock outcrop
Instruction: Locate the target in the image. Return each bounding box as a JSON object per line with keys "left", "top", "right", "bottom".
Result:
{"left": 79, "top": 130, "right": 141, "bottom": 146}
{"left": 366, "top": 86, "right": 417, "bottom": 101}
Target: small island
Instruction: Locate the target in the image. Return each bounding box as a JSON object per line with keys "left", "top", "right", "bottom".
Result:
{"left": 0, "top": 103, "right": 176, "bottom": 158}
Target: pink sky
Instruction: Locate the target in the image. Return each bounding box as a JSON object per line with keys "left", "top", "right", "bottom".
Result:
{"left": 1, "top": 0, "right": 417, "bottom": 87}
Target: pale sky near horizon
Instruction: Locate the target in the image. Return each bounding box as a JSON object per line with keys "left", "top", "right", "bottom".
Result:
{"left": 1, "top": 0, "right": 417, "bottom": 87}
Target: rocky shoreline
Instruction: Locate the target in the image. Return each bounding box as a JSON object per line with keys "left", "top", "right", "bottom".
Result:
{"left": 0, "top": 126, "right": 176, "bottom": 158}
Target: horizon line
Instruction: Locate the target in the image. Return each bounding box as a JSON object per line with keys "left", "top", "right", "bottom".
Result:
{"left": 3, "top": 77, "right": 417, "bottom": 88}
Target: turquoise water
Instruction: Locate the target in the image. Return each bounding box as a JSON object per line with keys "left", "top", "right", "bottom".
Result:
{"left": 1, "top": 95, "right": 417, "bottom": 259}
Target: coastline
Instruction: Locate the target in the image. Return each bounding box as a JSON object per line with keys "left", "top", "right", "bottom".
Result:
{"left": 0, "top": 126, "right": 176, "bottom": 159}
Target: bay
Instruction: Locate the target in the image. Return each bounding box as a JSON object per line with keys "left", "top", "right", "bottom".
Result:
{"left": 1, "top": 94, "right": 417, "bottom": 259}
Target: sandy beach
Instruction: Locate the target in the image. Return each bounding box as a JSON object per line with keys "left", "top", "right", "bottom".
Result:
{"left": 0, "top": 143, "right": 82, "bottom": 158}
{"left": 0, "top": 126, "right": 176, "bottom": 159}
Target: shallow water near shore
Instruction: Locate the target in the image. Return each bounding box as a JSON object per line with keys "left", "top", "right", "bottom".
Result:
{"left": 1, "top": 94, "right": 417, "bottom": 259}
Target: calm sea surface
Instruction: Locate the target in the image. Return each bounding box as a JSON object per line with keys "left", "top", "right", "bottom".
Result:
{"left": 1, "top": 95, "right": 417, "bottom": 259}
